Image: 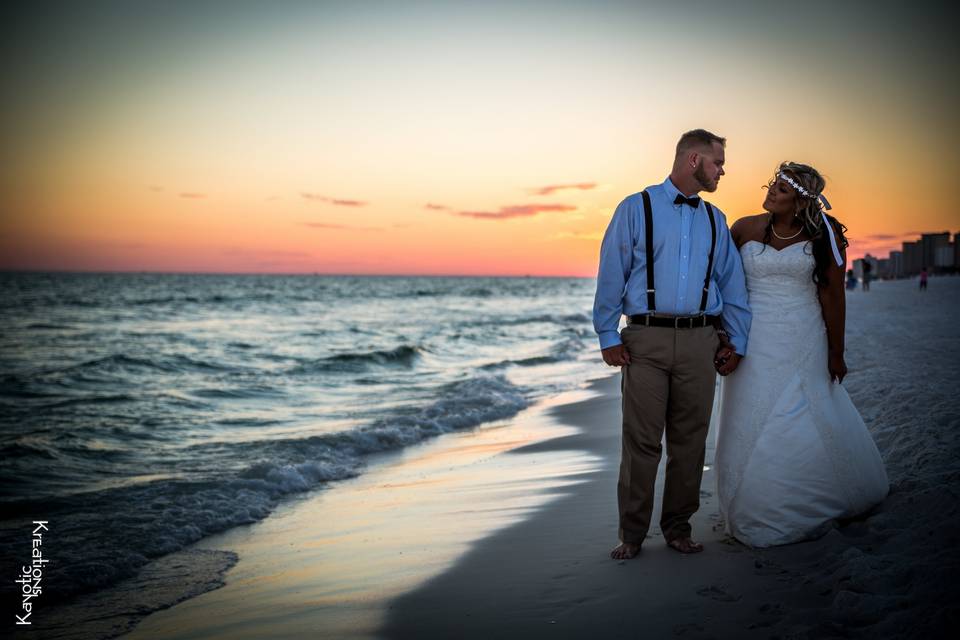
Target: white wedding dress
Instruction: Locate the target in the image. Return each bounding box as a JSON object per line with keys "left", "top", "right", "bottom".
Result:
{"left": 715, "top": 240, "right": 889, "bottom": 547}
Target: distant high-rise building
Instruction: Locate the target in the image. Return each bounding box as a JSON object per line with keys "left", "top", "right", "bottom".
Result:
{"left": 889, "top": 250, "right": 904, "bottom": 278}
{"left": 859, "top": 232, "right": 959, "bottom": 277}
{"left": 903, "top": 240, "right": 923, "bottom": 276}
{"left": 935, "top": 245, "right": 954, "bottom": 269}
{"left": 876, "top": 258, "right": 890, "bottom": 278}
{"left": 921, "top": 232, "right": 950, "bottom": 271}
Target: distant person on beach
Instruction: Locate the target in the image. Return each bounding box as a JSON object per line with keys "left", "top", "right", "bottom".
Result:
{"left": 862, "top": 259, "right": 872, "bottom": 291}
{"left": 920, "top": 266, "right": 928, "bottom": 290}
{"left": 846, "top": 268, "right": 857, "bottom": 290}
{"left": 593, "top": 129, "right": 751, "bottom": 559}
{"left": 715, "top": 162, "right": 889, "bottom": 547}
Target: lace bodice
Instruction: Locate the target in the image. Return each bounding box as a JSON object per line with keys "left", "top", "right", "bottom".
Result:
{"left": 739, "top": 240, "right": 819, "bottom": 321}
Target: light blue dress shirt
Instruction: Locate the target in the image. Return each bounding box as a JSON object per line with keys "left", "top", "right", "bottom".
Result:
{"left": 592, "top": 177, "right": 751, "bottom": 355}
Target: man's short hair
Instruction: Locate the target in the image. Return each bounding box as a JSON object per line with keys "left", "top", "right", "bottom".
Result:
{"left": 675, "top": 129, "right": 726, "bottom": 158}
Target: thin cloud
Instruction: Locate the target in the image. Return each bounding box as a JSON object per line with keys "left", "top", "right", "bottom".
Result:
{"left": 301, "top": 222, "right": 382, "bottom": 231}
{"left": 221, "top": 248, "right": 313, "bottom": 258}
{"left": 532, "top": 182, "right": 598, "bottom": 196}
{"left": 302, "top": 222, "right": 349, "bottom": 229}
{"left": 149, "top": 185, "right": 164, "bottom": 193}
{"left": 549, "top": 230, "right": 604, "bottom": 241}
{"left": 861, "top": 233, "right": 904, "bottom": 241}
{"left": 179, "top": 192, "right": 206, "bottom": 199}
{"left": 425, "top": 203, "right": 451, "bottom": 211}
{"left": 853, "top": 231, "right": 925, "bottom": 245}
{"left": 847, "top": 231, "right": 933, "bottom": 258}
{"left": 300, "top": 192, "right": 367, "bottom": 206}
{"left": 457, "top": 203, "right": 577, "bottom": 220}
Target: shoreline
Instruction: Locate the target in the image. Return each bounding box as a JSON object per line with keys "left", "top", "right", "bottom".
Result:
{"left": 381, "top": 373, "right": 804, "bottom": 639}
{"left": 41, "top": 374, "right": 612, "bottom": 639}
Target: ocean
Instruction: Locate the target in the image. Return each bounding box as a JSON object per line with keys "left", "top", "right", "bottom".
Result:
{"left": 0, "top": 272, "right": 604, "bottom": 605}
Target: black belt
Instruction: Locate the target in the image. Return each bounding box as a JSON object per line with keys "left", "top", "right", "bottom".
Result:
{"left": 627, "top": 314, "right": 720, "bottom": 329}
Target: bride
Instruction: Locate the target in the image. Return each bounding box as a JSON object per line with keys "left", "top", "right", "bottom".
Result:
{"left": 714, "top": 162, "right": 889, "bottom": 547}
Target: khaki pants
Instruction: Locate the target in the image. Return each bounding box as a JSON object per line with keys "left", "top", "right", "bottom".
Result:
{"left": 617, "top": 323, "right": 719, "bottom": 544}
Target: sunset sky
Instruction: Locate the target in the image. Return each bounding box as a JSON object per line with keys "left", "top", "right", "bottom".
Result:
{"left": 2, "top": 0, "right": 959, "bottom": 276}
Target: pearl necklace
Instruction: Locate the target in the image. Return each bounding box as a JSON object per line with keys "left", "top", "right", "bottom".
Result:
{"left": 770, "top": 215, "right": 804, "bottom": 240}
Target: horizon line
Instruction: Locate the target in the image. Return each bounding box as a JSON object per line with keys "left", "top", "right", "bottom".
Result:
{"left": 0, "top": 268, "right": 596, "bottom": 279}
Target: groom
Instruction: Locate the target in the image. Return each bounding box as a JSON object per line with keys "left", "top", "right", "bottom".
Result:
{"left": 593, "top": 129, "right": 751, "bottom": 559}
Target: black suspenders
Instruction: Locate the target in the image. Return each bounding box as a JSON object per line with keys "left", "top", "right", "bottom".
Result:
{"left": 640, "top": 190, "right": 717, "bottom": 314}
{"left": 641, "top": 191, "right": 656, "bottom": 311}
{"left": 700, "top": 203, "right": 717, "bottom": 312}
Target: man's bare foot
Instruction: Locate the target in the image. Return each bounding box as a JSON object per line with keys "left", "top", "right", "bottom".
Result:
{"left": 667, "top": 537, "right": 704, "bottom": 554}
{"left": 610, "top": 542, "right": 641, "bottom": 560}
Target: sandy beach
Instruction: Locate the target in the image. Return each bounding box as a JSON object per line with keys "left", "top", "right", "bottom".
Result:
{"left": 5, "top": 4, "right": 960, "bottom": 639}
{"left": 25, "top": 277, "right": 960, "bottom": 639}
{"left": 380, "top": 278, "right": 960, "bottom": 640}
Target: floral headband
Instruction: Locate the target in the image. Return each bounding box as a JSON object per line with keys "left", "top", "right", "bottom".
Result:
{"left": 777, "top": 171, "right": 843, "bottom": 267}
{"left": 777, "top": 171, "right": 832, "bottom": 210}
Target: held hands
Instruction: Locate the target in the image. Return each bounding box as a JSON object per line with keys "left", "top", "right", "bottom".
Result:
{"left": 604, "top": 342, "right": 742, "bottom": 373}
{"left": 828, "top": 351, "right": 847, "bottom": 383}
{"left": 714, "top": 343, "right": 741, "bottom": 376}
{"left": 601, "top": 344, "right": 631, "bottom": 367}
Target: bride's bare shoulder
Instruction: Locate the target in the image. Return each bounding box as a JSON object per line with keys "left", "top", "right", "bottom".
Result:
{"left": 730, "top": 214, "right": 767, "bottom": 248}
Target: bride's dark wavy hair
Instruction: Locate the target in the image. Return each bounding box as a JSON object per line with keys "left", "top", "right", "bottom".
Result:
{"left": 761, "top": 161, "right": 848, "bottom": 287}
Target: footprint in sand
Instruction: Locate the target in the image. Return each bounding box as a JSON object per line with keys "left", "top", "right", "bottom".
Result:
{"left": 758, "top": 602, "right": 784, "bottom": 615}
{"left": 673, "top": 622, "right": 705, "bottom": 635}
{"left": 696, "top": 585, "right": 742, "bottom": 602}
{"left": 753, "top": 558, "right": 788, "bottom": 576}
{"left": 717, "top": 534, "right": 742, "bottom": 547}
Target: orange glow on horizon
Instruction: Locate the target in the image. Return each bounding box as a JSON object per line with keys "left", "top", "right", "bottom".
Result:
{"left": 3, "top": 3, "right": 958, "bottom": 276}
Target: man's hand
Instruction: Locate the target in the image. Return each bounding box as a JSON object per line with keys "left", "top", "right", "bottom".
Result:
{"left": 601, "top": 344, "right": 631, "bottom": 367}
{"left": 714, "top": 344, "right": 742, "bottom": 376}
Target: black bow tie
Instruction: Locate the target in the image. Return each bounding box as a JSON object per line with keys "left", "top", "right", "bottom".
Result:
{"left": 674, "top": 194, "right": 701, "bottom": 208}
